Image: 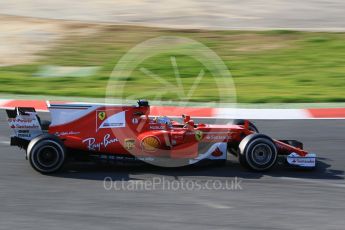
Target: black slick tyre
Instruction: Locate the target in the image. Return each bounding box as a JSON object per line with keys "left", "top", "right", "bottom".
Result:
{"left": 238, "top": 134, "right": 277, "bottom": 171}
{"left": 27, "top": 134, "right": 66, "bottom": 174}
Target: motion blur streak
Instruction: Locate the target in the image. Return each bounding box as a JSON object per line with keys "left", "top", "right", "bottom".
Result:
{"left": 1, "top": 0, "right": 345, "bottom": 30}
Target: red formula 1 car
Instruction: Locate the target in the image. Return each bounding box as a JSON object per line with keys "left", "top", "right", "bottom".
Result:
{"left": 6, "top": 100, "right": 316, "bottom": 174}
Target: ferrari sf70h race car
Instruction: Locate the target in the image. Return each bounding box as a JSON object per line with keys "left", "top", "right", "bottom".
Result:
{"left": 6, "top": 100, "right": 316, "bottom": 174}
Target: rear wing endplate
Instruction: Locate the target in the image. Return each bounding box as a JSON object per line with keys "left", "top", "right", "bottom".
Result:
{"left": 6, "top": 107, "right": 43, "bottom": 144}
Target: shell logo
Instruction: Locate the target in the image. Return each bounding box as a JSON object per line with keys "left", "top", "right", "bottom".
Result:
{"left": 142, "top": 136, "right": 160, "bottom": 152}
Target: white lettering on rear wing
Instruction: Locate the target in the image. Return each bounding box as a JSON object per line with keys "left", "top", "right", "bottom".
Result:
{"left": 7, "top": 108, "right": 43, "bottom": 141}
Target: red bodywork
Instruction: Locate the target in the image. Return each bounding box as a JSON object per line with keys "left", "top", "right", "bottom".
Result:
{"left": 48, "top": 104, "right": 308, "bottom": 159}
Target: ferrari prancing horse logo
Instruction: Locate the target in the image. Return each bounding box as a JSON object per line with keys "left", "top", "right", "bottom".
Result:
{"left": 98, "top": 111, "right": 106, "bottom": 121}
{"left": 195, "top": 130, "right": 203, "bottom": 141}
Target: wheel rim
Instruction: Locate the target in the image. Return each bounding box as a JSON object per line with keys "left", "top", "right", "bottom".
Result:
{"left": 36, "top": 146, "right": 59, "bottom": 168}
{"left": 251, "top": 143, "right": 272, "bottom": 165}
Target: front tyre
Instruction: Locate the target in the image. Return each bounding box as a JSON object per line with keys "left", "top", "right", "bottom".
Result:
{"left": 239, "top": 134, "right": 277, "bottom": 171}
{"left": 27, "top": 135, "right": 66, "bottom": 174}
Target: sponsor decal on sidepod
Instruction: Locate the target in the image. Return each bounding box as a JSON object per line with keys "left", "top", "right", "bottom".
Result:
{"left": 97, "top": 111, "right": 126, "bottom": 130}
{"left": 83, "top": 134, "right": 119, "bottom": 151}
{"left": 141, "top": 136, "right": 160, "bottom": 152}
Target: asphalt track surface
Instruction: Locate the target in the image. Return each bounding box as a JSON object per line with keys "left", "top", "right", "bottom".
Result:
{"left": 0, "top": 110, "right": 344, "bottom": 230}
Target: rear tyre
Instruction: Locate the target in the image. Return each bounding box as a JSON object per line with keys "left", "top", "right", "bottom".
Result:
{"left": 239, "top": 134, "right": 277, "bottom": 171}
{"left": 27, "top": 135, "right": 65, "bottom": 174}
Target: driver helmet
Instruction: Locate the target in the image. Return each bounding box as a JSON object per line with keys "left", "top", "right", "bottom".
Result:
{"left": 156, "top": 116, "right": 172, "bottom": 127}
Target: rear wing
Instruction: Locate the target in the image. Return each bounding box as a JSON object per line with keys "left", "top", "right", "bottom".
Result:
{"left": 6, "top": 107, "right": 43, "bottom": 148}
